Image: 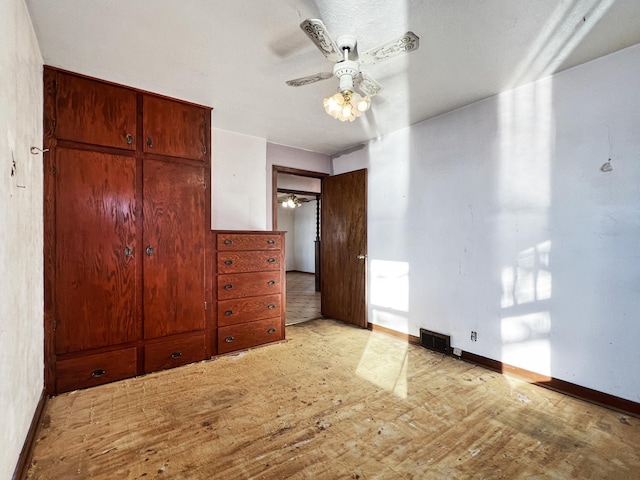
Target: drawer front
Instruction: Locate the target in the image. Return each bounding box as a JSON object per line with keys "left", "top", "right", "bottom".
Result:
{"left": 217, "top": 233, "right": 281, "bottom": 251}
{"left": 56, "top": 347, "right": 137, "bottom": 393}
{"left": 217, "top": 251, "right": 281, "bottom": 274}
{"left": 218, "top": 318, "right": 283, "bottom": 354}
{"left": 218, "top": 271, "right": 282, "bottom": 300}
{"left": 218, "top": 294, "right": 281, "bottom": 326}
{"left": 144, "top": 335, "right": 206, "bottom": 373}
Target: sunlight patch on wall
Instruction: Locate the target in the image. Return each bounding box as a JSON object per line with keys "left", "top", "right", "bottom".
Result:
{"left": 501, "top": 241, "right": 552, "bottom": 308}
{"left": 501, "top": 312, "right": 551, "bottom": 376}
{"left": 370, "top": 259, "right": 409, "bottom": 312}
{"left": 355, "top": 331, "right": 408, "bottom": 399}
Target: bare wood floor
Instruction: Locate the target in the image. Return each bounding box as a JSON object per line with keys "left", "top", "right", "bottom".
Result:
{"left": 285, "top": 272, "right": 321, "bottom": 325}
{"left": 28, "top": 319, "right": 639, "bottom": 479}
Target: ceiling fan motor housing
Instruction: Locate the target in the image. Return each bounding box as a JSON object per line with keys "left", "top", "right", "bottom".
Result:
{"left": 334, "top": 60, "right": 359, "bottom": 92}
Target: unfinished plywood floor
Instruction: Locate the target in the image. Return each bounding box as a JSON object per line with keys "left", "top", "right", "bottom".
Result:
{"left": 28, "top": 319, "right": 639, "bottom": 479}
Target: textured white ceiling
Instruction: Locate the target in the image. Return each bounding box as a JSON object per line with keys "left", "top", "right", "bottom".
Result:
{"left": 25, "top": 0, "right": 640, "bottom": 155}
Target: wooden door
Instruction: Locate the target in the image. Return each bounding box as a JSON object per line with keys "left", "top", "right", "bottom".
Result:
{"left": 321, "top": 169, "right": 367, "bottom": 328}
{"left": 142, "top": 95, "right": 207, "bottom": 161}
{"left": 143, "top": 158, "right": 206, "bottom": 338}
{"left": 55, "top": 148, "right": 138, "bottom": 353}
{"left": 53, "top": 71, "right": 137, "bottom": 150}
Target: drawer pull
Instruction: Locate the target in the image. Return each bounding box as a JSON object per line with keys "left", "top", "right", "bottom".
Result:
{"left": 268, "top": 328, "right": 276, "bottom": 334}
{"left": 171, "top": 351, "right": 182, "bottom": 359}
{"left": 224, "top": 284, "right": 233, "bottom": 290}
{"left": 267, "top": 239, "right": 275, "bottom": 245}
{"left": 267, "top": 280, "right": 276, "bottom": 286}
{"left": 224, "top": 259, "right": 233, "bottom": 266}
{"left": 91, "top": 369, "right": 106, "bottom": 377}
{"left": 125, "top": 133, "right": 133, "bottom": 145}
{"left": 268, "top": 304, "right": 276, "bottom": 309}
{"left": 224, "top": 310, "right": 233, "bottom": 316}
{"left": 225, "top": 336, "right": 234, "bottom": 343}
{"left": 267, "top": 257, "right": 276, "bottom": 263}
{"left": 224, "top": 239, "right": 233, "bottom": 245}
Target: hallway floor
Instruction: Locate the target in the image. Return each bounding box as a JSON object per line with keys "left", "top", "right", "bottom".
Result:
{"left": 285, "top": 271, "right": 321, "bottom": 325}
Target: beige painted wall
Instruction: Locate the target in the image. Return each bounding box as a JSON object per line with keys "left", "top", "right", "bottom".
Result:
{"left": 0, "top": 0, "right": 44, "bottom": 478}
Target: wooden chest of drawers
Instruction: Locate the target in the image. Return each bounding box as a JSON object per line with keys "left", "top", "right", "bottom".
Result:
{"left": 213, "top": 231, "right": 286, "bottom": 354}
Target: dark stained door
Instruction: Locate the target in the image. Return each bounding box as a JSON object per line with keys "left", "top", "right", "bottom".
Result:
{"left": 142, "top": 158, "right": 206, "bottom": 338}
{"left": 55, "top": 148, "right": 138, "bottom": 354}
{"left": 321, "top": 169, "right": 367, "bottom": 328}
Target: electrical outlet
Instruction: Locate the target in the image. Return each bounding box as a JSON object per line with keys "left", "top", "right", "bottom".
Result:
{"left": 453, "top": 347, "right": 462, "bottom": 357}
{"left": 471, "top": 331, "right": 477, "bottom": 341}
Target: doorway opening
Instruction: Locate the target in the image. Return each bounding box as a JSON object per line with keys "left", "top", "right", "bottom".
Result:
{"left": 272, "top": 166, "right": 327, "bottom": 325}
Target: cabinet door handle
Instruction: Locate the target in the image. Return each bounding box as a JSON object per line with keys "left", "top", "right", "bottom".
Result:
{"left": 267, "top": 258, "right": 276, "bottom": 263}
{"left": 268, "top": 328, "right": 276, "bottom": 334}
{"left": 146, "top": 246, "right": 154, "bottom": 256}
{"left": 225, "top": 336, "right": 234, "bottom": 343}
{"left": 224, "top": 239, "right": 233, "bottom": 245}
{"left": 171, "top": 351, "right": 182, "bottom": 359}
{"left": 267, "top": 304, "right": 276, "bottom": 309}
{"left": 147, "top": 137, "right": 153, "bottom": 148}
{"left": 267, "top": 280, "right": 275, "bottom": 286}
{"left": 91, "top": 369, "right": 106, "bottom": 377}
{"left": 124, "top": 246, "right": 133, "bottom": 257}
{"left": 267, "top": 239, "right": 275, "bottom": 245}
{"left": 224, "top": 284, "right": 233, "bottom": 290}
{"left": 125, "top": 133, "right": 133, "bottom": 145}
{"left": 224, "top": 260, "right": 233, "bottom": 266}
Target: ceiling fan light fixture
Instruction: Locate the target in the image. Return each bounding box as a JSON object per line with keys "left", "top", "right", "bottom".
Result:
{"left": 323, "top": 90, "right": 370, "bottom": 122}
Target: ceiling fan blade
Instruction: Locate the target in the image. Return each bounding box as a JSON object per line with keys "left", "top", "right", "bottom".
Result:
{"left": 359, "top": 31, "right": 419, "bottom": 65}
{"left": 299, "top": 19, "right": 343, "bottom": 62}
{"left": 286, "top": 72, "right": 333, "bottom": 87}
{"left": 357, "top": 73, "right": 383, "bottom": 97}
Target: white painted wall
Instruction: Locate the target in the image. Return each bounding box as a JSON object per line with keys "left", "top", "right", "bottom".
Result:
{"left": 292, "top": 200, "right": 317, "bottom": 273}
{"left": 333, "top": 44, "right": 640, "bottom": 403}
{"left": 0, "top": 0, "right": 44, "bottom": 478}
{"left": 211, "top": 128, "right": 267, "bottom": 230}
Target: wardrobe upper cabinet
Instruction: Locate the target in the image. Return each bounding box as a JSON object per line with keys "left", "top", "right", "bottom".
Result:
{"left": 142, "top": 95, "right": 208, "bottom": 161}
{"left": 53, "top": 72, "right": 137, "bottom": 150}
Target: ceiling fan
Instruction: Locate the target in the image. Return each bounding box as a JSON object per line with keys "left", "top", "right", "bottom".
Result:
{"left": 286, "top": 19, "right": 419, "bottom": 121}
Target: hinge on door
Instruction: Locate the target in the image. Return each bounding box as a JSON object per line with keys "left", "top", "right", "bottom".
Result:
{"left": 203, "top": 144, "right": 207, "bottom": 155}
{"left": 203, "top": 180, "right": 207, "bottom": 189}
{"left": 53, "top": 320, "right": 57, "bottom": 331}
{"left": 52, "top": 164, "right": 57, "bottom": 175}
{"left": 204, "top": 301, "right": 208, "bottom": 310}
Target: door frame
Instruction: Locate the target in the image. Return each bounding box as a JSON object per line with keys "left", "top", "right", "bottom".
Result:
{"left": 271, "top": 165, "right": 328, "bottom": 231}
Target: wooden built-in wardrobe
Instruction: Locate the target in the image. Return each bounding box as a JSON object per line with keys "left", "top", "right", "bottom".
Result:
{"left": 43, "top": 68, "right": 212, "bottom": 394}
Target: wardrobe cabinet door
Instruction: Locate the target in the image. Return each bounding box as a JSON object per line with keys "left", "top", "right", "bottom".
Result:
{"left": 142, "top": 95, "right": 207, "bottom": 161}
{"left": 53, "top": 72, "right": 137, "bottom": 150}
{"left": 143, "top": 159, "right": 206, "bottom": 338}
{"left": 55, "top": 148, "right": 138, "bottom": 354}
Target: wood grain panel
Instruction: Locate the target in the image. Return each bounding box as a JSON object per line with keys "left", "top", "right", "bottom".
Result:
{"left": 217, "top": 317, "right": 283, "bottom": 354}
{"left": 217, "top": 251, "right": 281, "bottom": 274}
{"left": 217, "top": 271, "right": 282, "bottom": 300}
{"left": 55, "top": 148, "right": 138, "bottom": 354}
{"left": 217, "top": 294, "right": 281, "bottom": 326}
{"left": 143, "top": 158, "right": 206, "bottom": 338}
{"left": 321, "top": 169, "right": 368, "bottom": 327}
{"left": 217, "top": 233, "right": 282, "bottom": 251}
{"left": 54, "top": 72, "right": 137, "bottom": 150}
{"left": 56, "top": 347, "right": 137, "bottom": 393}
{"left": 144, "top": 335, "right": 206, "bottom": 372}
{"left": 143, "top": 95, "right": 206, "bottom": 161}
